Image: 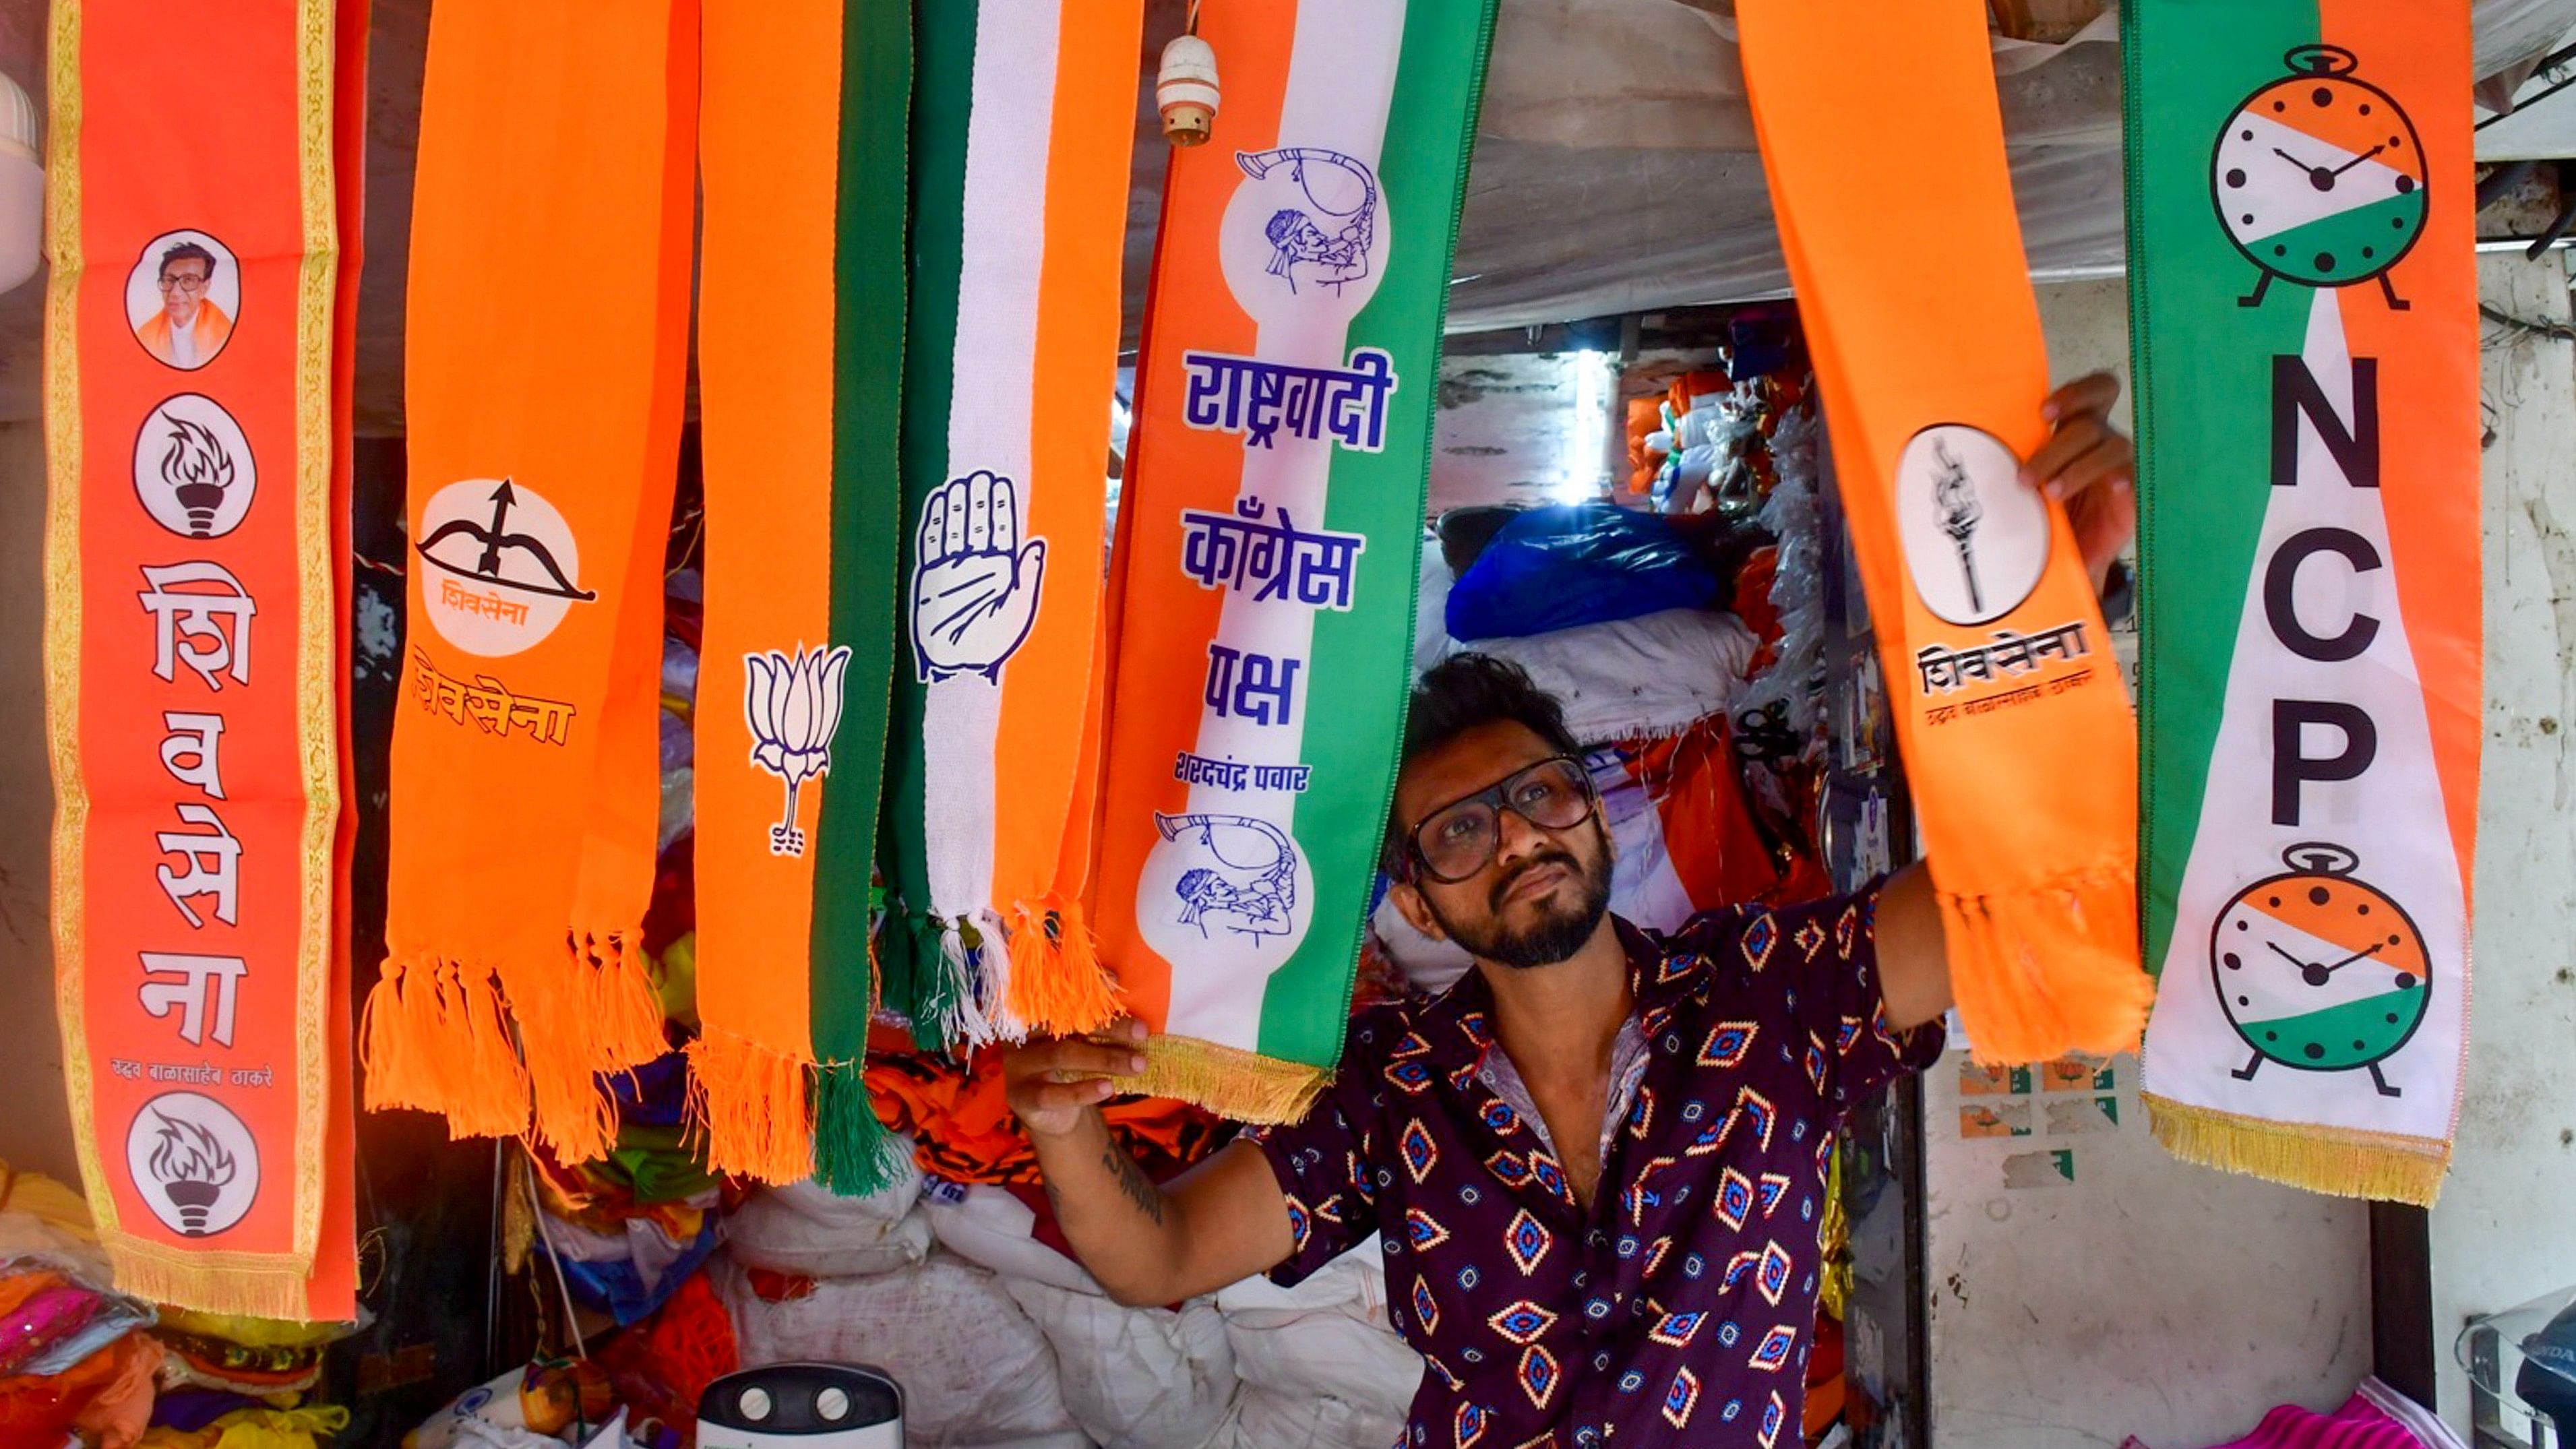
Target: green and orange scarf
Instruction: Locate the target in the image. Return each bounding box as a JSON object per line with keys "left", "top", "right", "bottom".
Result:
{"left": 2128, "top": 0, "right": 2480, "bottom": 1205}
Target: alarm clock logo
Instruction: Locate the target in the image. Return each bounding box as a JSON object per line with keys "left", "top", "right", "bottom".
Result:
{"left": 2210, "top": 45, "right": 2428, "bottom": 311}
{"left": 2210, "top": 842, "right": 2430, "bottom": 1099}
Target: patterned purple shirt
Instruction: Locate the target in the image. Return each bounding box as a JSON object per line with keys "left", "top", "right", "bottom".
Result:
{"left": 1248, "top": 890, "right": 1940, "bottom": 1448}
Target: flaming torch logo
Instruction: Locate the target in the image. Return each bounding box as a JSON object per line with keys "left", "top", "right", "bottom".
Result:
{"left": 146, "top": 1109, "right": 237, "bottom": 1234}
{"left": 158, "top": 417, "right": 237, "bottom": 537}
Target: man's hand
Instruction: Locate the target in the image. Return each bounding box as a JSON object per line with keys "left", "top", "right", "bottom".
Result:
{"left": 1002, "top": 1016, "right": 1150, "bottom": 1139}
{"left": 2022, "top": 371, "right": 2137, "bottom": 594}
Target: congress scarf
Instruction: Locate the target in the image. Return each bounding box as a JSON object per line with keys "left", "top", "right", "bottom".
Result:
{"left": 689, "top": 0, "right": 913, "bottom": 1190}
{"left": 44, "top": 0, "right": 364, "bottom": 1319}
{"left": 367, "top": 0, "right": 697, "bottom": 1163}
{"left": 1738, "top": 0, "right": 2153, "bottom": 1064}
{"left": 1090, "top": 0, "right": 1500, "bottom": 1123}
{"left": 873, "top": 0, "right": 1144, "bottom": 1055}
{"left": 2128, "top": 0, "right": 2479, "bottom": 1205}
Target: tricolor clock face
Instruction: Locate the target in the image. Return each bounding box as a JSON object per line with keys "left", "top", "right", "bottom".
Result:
{"left": 2212, "top": 45, "right": 2427, "bottom": 289}
{"left": 2211, "top": 843, "right": 2429, "bottom": 1074}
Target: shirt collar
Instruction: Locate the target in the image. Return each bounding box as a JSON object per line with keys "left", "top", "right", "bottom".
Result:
{"left": 1407, "top": 915, "right": 1669, "bottom": 1081}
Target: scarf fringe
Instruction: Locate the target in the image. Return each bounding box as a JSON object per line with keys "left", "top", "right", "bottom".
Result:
{"left": 683, "top": 1029, "right": 814, "bottom": 1185}
{"left": 2144, "top": 1092, "right": 2448, "bottom": 1207}
{"left": 576, "top": 929, "right": 672, "bottom": 1070}
{"left": 1130, "top": 1033, "right": 1328, "bottom": 1126}
{"left": 1004, "top": 897, "right": 1124, "bottom": 1039}
{"left": 511, "top": 927, "right": 666, "bottom": 1164}
{"left": 1937, "top": 861, "right": 2154, "bottom": 1065}
{"left": 359, "top": 957, "right": 530, "bottom": 1139}
{"left": 813, "top": 1058, "right": 912, "bottom": 1198}
{"left": 100, "top": 1231, "right": 316, "bottom": 1320}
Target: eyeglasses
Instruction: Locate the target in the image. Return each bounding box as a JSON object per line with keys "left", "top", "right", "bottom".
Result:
{"left": 156, "top": 274, "right": 208, "bottom": 293}
{"left": 1403, "top": 755, "right": 1597, "bottom": 884}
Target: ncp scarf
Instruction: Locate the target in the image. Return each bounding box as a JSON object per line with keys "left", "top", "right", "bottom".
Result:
{"left": 367, "top": 0, "right": 697, "bottom": 1161}
{"left": 874, "top": 0, "right": 1146, "bottom": 1051}
{"left": 2128, "top": 0, "right": 2478, "bottom": 1205}
{"left": 1738, "top": 0, "right": 2153, "bottom": 1063}
{"left": 44, "top": 0, "right": 363, "bottom": 1318}
{"left": 1091, "top": 0, "right": 1500, "bottom": 1122}
{"left": 688, "top": 0, "right": 913, "bottom": 1190}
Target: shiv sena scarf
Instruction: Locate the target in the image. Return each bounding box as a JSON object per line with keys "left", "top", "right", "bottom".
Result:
{"left": 367, "top": 0, "right": 697, "bottom": 1163}
{"left": 44, "top": 0, "right": 365, "bottom": 1319}
{"left": 1738, "top": 0, "right": 2153, "bottom": 1064}
{"left": 2128, "top": 0, "right": 2479, "bottom": 1205}
{"left": 688, "top": 0, "right": 914, "bottom": 1190}
{"left": 871, "top": 0, "right": 1144, "bottom": 1055}
{"left": 1090, "top": 0, "right": 1500, "bottom": 1123}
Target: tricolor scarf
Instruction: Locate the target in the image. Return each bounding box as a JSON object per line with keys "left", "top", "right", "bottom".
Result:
{"left": 687, "top": 0, "right": 913, "bottom": 1190}
{"left": 367, "top": 1, "right": 698, "bottom": 1162}
{"left": 2127, "top": 0, "right": 2479, "bottom": 1205}
{"left": 1091, "top": 0, "right": 1501, "bottom": 1122}
{"left": 44, "top": 0, "right": 365, "bottom": 1320}
{"left": 1738, "top": 0, "right": 2153, "bottom": 1063}
{"left": 874, "top": 0, "right": 1145, "bottom": 1052}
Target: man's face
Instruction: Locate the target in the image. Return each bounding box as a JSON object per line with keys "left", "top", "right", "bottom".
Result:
{"left": 158, "top": 260, "right": 209, "bottom": 323}
{"left": 1388, "top": 720, "right": 1613, "bottom": 971}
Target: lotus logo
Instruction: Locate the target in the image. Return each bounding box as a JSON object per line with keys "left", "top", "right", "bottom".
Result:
{"left": 744, "top": 644, "right": 851, "bottom": 857}
{"left": 146, "top": 1109, "right": 238, "bottom": 1235}
{"left": 156, "top": 416, "right": 237, "bottom": 537}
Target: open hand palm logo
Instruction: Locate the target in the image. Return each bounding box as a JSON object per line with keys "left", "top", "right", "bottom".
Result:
{"left": 912, "top": 469, "right": 1048, "bottom": 683}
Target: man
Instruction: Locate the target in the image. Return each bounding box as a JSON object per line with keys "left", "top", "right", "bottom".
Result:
{"left": 1006, "top": 374, "right": 2137, "bottom": 1447}
{"left": 137, "top": 241, "right": 233, "bottom": 369}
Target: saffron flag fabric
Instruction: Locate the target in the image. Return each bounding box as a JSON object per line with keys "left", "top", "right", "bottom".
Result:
{"left": 1090, "top": 0, "right": 1502, "bottom": 1123}
{"left": 689, "top": 0, "right": 913, "bottom": 1190}
{"left": 43, "top": 0, "right": 363, "bottom": 1319}
{"left": 1737, "top": 0, "right": 2153, "bottom": 1064}
{"left": 2128, "top": 0, "right": 2479, "bottom": 1205}
{"left": 367, "top": 0, "right": 698, "bottom": 1162}
{"left": 874, "top": 0, "right": 1146, "bottom": 1052}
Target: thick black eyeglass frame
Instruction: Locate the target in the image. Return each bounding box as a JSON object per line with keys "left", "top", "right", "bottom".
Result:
{"left": 1399, "top": 754, "right": 1599, "bottom": 885}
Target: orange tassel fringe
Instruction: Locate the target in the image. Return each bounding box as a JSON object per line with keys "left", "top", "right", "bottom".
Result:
{"left": 683, "top": 1028, "right": 816, "bottom": 1185}
{"left": 1938, "top": 861, "right": 2153, "bottom": 1064}
{"left": 1006, "top": 897, "right": 1124, "bottom": 1039}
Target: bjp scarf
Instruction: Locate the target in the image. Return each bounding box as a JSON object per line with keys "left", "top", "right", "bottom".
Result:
{"left": 43, "top": 0, "right": 365, "bottom": 1319}
{"left": 367, "top": 0, "right": 698, "bottom": 1162}
{"left": 1090, "top": 0, "right": 1502, "bottom": 1122}
{"left": 872, "top": 0, "right": 1145, "bottom": 1054}
{"left": 1737, "top": 0, "right": 2153, "bottom": 1063}
{"left": 687, "top": 0, "right": 914, "bottom": 1190}
{"left": 2128, "top": 0, "right": 2478, "bottom": 1205}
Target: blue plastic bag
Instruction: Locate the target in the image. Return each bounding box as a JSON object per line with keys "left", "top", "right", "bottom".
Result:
{"left": 1444, "top": 503, "right": 1718, "bottom": 641}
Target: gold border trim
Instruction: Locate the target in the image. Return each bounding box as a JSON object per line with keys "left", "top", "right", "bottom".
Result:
{"left": 2143, "top": 1091, "right": 2449, "bottom": 1207}
{"left": 41, "top": 0, "right": 112, "bottom": 1243}
{"left": 1130, "top": 1033, "right": 1328, "bottom": 1126}
{"left": 289, "top": 0, "right": 340, "bottom": 1271}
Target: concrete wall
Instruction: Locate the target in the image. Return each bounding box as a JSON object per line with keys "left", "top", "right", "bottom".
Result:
{"left": 0, "top": 419, "right": 76, "bottom": 1182}
{"left": 2428, "top": 251, "right": 2576, "bottom": 1438}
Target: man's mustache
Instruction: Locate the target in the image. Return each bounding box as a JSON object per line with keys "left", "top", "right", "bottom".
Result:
{"left": 1490, "top": 846, "right": 1584, "bottom": 911}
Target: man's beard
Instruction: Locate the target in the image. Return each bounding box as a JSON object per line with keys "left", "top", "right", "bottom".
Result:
{"left": 1425, "top": 830, "right": 1613, "bottom": 970}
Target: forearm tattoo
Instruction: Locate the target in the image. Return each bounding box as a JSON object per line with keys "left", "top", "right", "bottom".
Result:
{"left": 1105, "top": 1142, "right": 1166, "bottom": 1226}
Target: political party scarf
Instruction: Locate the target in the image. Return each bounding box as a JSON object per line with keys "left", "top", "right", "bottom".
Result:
{"left": 872, "top": 0, "right": 1146, "bottom": 1055}
{"left": 2128, "top": 0, "right": 2479, "bottom": 1205}
{"left": 1738, "top": 0, "right": 2153, "bottom": 1064}
{"left": 43, "top": 0, "right": 363, "bottom": 1318}
{"left": 367, "top": 0, "right": 698, "bottom": 1162}
{"left": 688, "top": 0, "right": 914, "bottom": 1190}
{"left": 1089, "top": 0, "right": 1501, "bottom": 1123}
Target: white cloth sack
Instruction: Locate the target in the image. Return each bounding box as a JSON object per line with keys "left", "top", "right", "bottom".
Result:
{"left": 923, "top": 1181, "right": 1101, "bottom": 1296}
{"left": 1002, "top": 1279, "right": 1239, "bottom": 1449}
{"left": 1214, "top": 1239, "right": 1421, "bottom": 1449}
{"left": 711, "top": 1250, "right": 1084, "bottom": 1449}
{"left": 1441, "top": 607, "right": 1755, "bottom": 745}
{"left": 723, "top": 1169, "right": 931, "bottom": 1280}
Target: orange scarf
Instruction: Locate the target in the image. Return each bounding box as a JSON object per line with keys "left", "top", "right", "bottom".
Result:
{"left": 365, "top": 0, "right": 698, "bottom": 1161}
{"left": 1739, "top": 0, "right": 2153, "bottom": 1061}
{"left": 44, "top": 0, "right": 365, "bottom": 1320}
